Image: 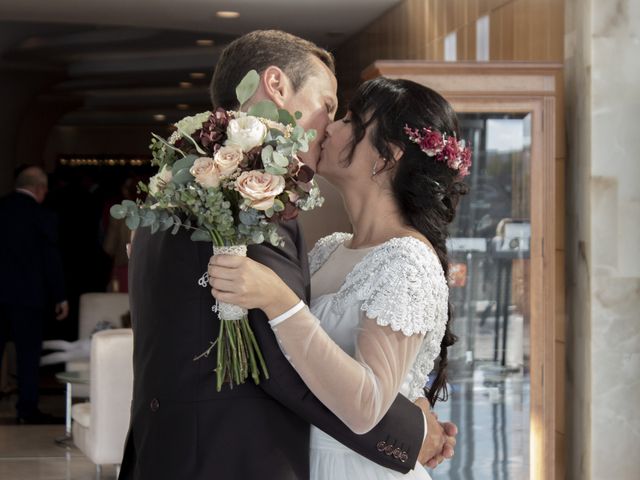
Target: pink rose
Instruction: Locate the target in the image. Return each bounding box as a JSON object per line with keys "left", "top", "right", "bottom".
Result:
{"left": 419, "top": 129, "right": 444, "bottom": 156}
{"left": 190, "top": 157, "right": 220, "bottom": 188}
{"left": 213, "top": 145, "right": 243, "bottom": 177}
{"left": 236, "top": 171, "right": 285, "bottom": 211}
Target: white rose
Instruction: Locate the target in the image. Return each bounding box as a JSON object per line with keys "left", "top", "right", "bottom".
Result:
{"left": 226, "top": 116, "right": 267, "bottom": 152}
{"left": 236, "top": 171, "right": 285, "bottom": 211}
{"left": 213, "top": 145, "right": 243, "bottom": 178}
{"left": 148, "top": 165, "right": 173, "bottom": 195}
{"left": 190, "top": 157, "right": 220, "bottom": 188}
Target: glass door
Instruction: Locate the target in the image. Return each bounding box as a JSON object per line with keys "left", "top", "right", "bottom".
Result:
{"left": 432, "top": 113, "right": 533, "bottom": 480}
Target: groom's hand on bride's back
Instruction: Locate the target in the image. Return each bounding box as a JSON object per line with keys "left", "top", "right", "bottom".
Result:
{"left": 415, "top": 397, "right": 458, "bottom": 468}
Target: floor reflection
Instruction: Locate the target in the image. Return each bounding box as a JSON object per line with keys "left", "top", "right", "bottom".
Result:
{"left": 432, "top": 363, "right": 530, "bottom": 480}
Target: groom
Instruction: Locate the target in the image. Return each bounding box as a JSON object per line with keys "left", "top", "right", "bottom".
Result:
{"left": 119, "top": 30, "right": 456, "bottom": 480}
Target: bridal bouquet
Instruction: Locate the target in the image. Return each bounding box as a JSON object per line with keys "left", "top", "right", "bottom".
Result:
{"left": 111, "top": 70, "right": 324, "bottom": 390}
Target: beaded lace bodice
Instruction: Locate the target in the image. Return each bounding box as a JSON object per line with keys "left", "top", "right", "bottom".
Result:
{"left": 308, "top": 233, "right": 449, "bottom": 401}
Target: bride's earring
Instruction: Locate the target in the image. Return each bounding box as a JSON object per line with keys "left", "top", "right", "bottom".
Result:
{"left": 371, "top": 159, "right": 379, "bottom": 177}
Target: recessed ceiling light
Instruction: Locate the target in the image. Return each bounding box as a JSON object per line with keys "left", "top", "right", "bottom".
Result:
{"left": 177, "top": 104, "right": 190, "bottom": 110}
{"left": 196, "top": 39, "right": 215, "bottom": 47}
{"left": 216, "top": 11, "right": 240, "bottom": 19}
{"left": 179, "top": 82, "right": 193, "bottom": 88}
{"left": 153, "top": 114, "right": 166, "bottom": 122}
{"left": 189, "top": 72, "right": 206, "bottom": 80}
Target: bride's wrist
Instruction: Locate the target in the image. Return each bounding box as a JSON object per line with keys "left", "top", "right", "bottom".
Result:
{"left": 263, "top": 289, "right": 301, "bottom": 321}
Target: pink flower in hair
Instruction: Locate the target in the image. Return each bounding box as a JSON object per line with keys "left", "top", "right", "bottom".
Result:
{"left": 419, "top": 128, "right": 444, "bottom": 156}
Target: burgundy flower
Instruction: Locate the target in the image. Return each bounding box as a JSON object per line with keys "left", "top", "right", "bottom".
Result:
{"left": 296, "top": 164, "right": 315, "bottom": 183}
{"left": 280, "top": 202, "right": 299, "bottom": 221}
{"left": 198, "top": 108, "right": 229, "bottom": 148}
{"left": 441, "top": 136, "right": 459, "bottom": 163}
{"left": 419, "top": 128, "right": 444, "bottom": 156}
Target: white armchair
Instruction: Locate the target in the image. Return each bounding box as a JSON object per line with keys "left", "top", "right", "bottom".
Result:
{"left": 67, "top": 292, "right": 130, "bottom": 398}
{"left": 72, "top": 329, "right": 133, "bottom": 474}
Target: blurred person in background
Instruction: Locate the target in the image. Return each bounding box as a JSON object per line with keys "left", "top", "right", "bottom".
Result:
{"left": 0, "top": 165, "right": 68, "bottom": 424}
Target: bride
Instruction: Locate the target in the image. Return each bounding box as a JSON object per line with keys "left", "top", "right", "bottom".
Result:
{"left": 208, "top": 77, "right": 470, "bottom": 479}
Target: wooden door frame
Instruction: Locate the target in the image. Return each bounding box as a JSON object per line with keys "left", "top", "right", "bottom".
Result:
{"left": 363, "top": 61, "right": 561, "bottom": 480}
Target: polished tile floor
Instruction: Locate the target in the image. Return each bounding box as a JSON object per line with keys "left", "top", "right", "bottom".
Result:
{"left": 1, "top": 340, "right": 528, "bottom": 480}
{"left": 0, "top": 390, "right": 117, "bottom": 480}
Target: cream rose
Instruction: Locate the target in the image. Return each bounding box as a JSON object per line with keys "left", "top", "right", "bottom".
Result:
{"left": 148, "top": 165, "right": 173, "bottom": 195}
{"left": 213, "top": 145, "right": 243, "bottom": 178}
{"left": 236, "top": 171, "right": 285, "bottom": 211}
{"left": 226, "top": 116, "right": 267, "bottom": 152}
{"left": 190, "top": 157, "right": 220, "bottom": 188}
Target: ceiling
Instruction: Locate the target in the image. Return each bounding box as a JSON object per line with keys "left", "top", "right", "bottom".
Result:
{"left": 0, "top": 0, "right": 401, "bottom": 127}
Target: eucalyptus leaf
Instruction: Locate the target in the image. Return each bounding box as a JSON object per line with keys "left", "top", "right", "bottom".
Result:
{"left": 172, "top": 154, "right": 197, "bottom": 174}
{"left": 297, "top": 138, "right": 309, "bottom": 153}
{"left": 261, "top": 144, "right": 273, "bottom": 164}
{"left": 150, "top": 222, "right": 160, "bottom": 234}
{"left": 239, "top": 209, "right": 260, "bottom": 226}
{"left": 236, "top": 70, "right": 260, "bottom": 106}
{"left": 160, "top": 216, "right": 174, "bottom": 231}
{"left": 126, "top": 215, "right": 140, "bottom": 230}
{"left": 248, "top": 100, "right": 279, "bottom": 121}
{"left": 265, "top": 165, "right": 288, "bottom": 176}
{"left": 306, "top": 129, "right": 317, "bottom": 141}
{"left": 292, "top": 125, "right": 304, "bottom": 141}
{"left": 278, "top": 109, "right": 296, "bottom": 126}
{"left": 172, "top": 168, "right": 194, "bottom": 185}
{"left": 110, "top": 204, "right": 127, "bottom": 219}
{"left": 190, "top": 229, "right": 211, "bottom": 242}
{"left": 294, "top": 111, "right": 302, "bottom": 119}
{"left": 121, "top": 199, "right": 136, "bottom": 209}
{"left": 251, "top": 231, "right": 265, "bottom": 244}
{"left": 272, "top": 151, "right": 289, "bottom": 167}
{"left": 273, "top": 199, "right": 285, "bottom": 212}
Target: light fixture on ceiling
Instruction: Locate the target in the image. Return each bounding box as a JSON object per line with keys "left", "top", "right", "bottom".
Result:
{"left": 216, "top": 11, "right": 240, "bottom": 19}
{"left": 153, "top": 114, "right": 166, "bottom": 122}
{"left": 196, "top": 39, "right": 215, "bottom": 47}
{"left": 177, "top": 104, "right": 190, "bottom": 110}
{"left": 179, "top": 82, "right": 193, "bottom": 89}
{"left": 189, "top": 72, "right": 206, "bottom": 80}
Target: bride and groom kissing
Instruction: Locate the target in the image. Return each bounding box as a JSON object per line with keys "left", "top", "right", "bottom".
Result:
{"left": 119, "top": 29, "right": 465, "bottom": 480}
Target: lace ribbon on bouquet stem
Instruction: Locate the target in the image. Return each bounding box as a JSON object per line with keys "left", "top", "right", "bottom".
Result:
{"left": 212, "top": 245, "right": 248, "bottom": 321}
{"left": 194, "top": 242, "right": 269, "bottom": 392}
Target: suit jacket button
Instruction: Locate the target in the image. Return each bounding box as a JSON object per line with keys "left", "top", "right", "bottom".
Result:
{"left": 400, "top": 452, "right": 409, "bottom": 463}
{"left": 392, "top": 448, "right": 402, "bottom": 458}
{"left": 384, "top": 445, "right": 394, "bottom": 455}
{"left": 150, "top": 398, "right": 160, "bottom": 412}
{"left": 376, "top": 441, "right": 386, "bottom": 452}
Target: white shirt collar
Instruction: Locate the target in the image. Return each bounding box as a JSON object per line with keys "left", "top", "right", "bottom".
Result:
{"left": 15, "top": 188, "right": 38, "bottom": 202}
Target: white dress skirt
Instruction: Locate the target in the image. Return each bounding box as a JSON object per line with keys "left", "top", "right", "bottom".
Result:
{"left": 275, "top": 233, "right": 449, "bottom": 480}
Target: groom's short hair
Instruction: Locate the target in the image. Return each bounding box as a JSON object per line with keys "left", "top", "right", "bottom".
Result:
{"left": 210, "top": 30, "right": 335, "bottom": 109}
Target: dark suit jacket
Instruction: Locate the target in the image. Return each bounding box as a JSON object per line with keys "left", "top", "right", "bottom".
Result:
{"left": 0, "top": 191, "right": 65, "bottom": 308}
{"left": 119, "top": 220, "right": 424, "bottom": 480}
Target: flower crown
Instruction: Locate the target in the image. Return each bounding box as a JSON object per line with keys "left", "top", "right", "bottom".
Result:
{"left": 403, "top": 125, "right": 472, "bottom": 178}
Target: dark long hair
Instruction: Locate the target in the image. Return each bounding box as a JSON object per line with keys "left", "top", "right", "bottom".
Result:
{"left": 345, "top": 77, "right": 468, "bottom": 406}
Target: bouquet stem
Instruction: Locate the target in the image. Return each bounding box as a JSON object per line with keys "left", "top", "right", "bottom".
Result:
{"left": 210, "top": 242, "right": 269, "bottom": 391}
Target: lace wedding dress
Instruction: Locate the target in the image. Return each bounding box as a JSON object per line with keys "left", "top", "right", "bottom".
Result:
{"left": 269, "top": 233, "right": 449, "bottom": 479}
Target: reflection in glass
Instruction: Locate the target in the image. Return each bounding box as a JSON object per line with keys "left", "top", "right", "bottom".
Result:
{"left": 432, "top": 113, "right": 531, "bottom": 480}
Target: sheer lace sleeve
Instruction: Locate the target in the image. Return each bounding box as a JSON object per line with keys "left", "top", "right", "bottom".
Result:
{"left": 270, "top": 238, "right": 448, "bottom": 434}
{"left": 271, "top": 308, "right": 423, "bottom": 434}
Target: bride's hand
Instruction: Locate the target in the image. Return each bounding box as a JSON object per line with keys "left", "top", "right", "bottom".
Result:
{"left": 208, "top": 254, "right": 300, "bottom": 318}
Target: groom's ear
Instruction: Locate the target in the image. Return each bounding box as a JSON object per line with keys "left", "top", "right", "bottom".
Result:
{"left": 260, "top": 66, "right": 290, "bottom": 109}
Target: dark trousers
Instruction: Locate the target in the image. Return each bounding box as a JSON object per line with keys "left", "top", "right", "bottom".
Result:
{"left": 0, "top": 303, "right": 44, "bottom": 418}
